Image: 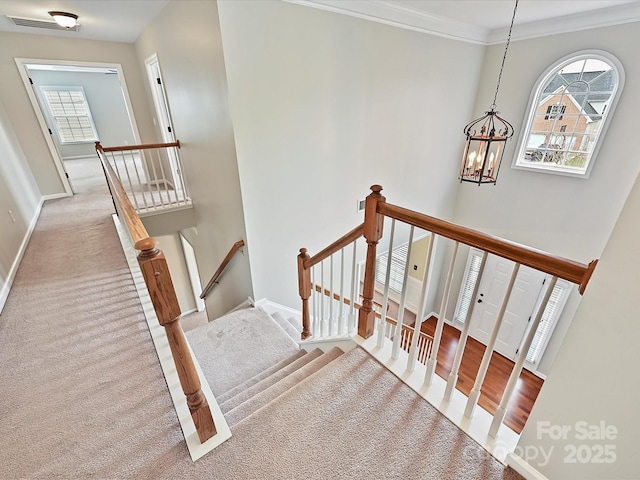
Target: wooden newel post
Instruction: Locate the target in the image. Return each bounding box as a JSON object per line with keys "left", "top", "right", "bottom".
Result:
{"left": 358, "top": 185, "right": 385, "bottom": 338}
{"left": 135, "top": 237, "right": 217, "bottom": 443}
{"left": 298, "top": 248, "right": 312, "bottom": 340}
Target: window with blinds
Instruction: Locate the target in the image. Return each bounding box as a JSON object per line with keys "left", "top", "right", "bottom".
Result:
{"left": 40, "top": 86, "right": 98, "bottom": 144}
{"left": 375, "top": 243, "right": 409, "bottom": 294}
{"left": 525, "top": 281, "right": 568, "bottom": 364}
{"left": 454, "top": 250, "right": 483, "bottom": 323}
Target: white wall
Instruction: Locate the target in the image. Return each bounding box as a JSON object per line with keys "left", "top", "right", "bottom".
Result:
{"left": 0, "top": 99, "right": 41, "bottom": 311}
{"left": 156, "top": 233, "right": 196, "bottom": 314}
{"left": 0, "top": 31, "right": 156, "bottom": 196}
{"left": 514, "top": 167, "right": 640, "bottom": 479}
{"left": 28, "top": 69, "right": 136, "bottom": 158}
{"left": 135, "top": 0, "right": 253, "bottom": 319}
{"left": 448, "top": 22, "right": 640, "bottom": 374}
{"left": 217, "top": 0, "right": 484, "bottom": 309}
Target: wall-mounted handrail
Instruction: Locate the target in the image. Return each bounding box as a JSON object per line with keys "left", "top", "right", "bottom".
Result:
{"left": 200, "top": 240, "right": 246, "bottom": 300}
{"left": 96, "top": 142, "right": 216, "bottom": 444}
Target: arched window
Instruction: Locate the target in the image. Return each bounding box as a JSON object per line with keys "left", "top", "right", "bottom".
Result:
{"left": 512, "top": 51, "right": 624, "bottom": 178}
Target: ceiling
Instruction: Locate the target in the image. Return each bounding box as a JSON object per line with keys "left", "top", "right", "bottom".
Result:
{"left": 0, "top": 0, "right": 639, "bottom": 44}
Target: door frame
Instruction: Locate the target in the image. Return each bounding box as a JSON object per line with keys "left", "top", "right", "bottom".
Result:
{"left": 15, "top": 58, "right": 142, "bottom": 196}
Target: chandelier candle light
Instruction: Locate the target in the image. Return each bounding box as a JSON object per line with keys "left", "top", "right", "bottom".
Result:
{"left": 460, "top": 0, "right": 518, "bottom": 185}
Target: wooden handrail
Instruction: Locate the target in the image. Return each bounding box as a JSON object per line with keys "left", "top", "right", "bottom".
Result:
{"left": 200, "top": 240, "right": 245, "bottom": 299}
{"left": 377, "top": 201, "right": 597, "bottom": 294}
{"left": 96, "top": 144, "right": 149, "bottom": 244}
{"left": 304, "top": 223, "right": 364, "bottom": 269}
{"left": 98, "top": 140, "right": 180, "bottom": 153}
{"left": 96, "top": 141, "right": 216, "bottom": 444}
{"left": 299, "top": 184, "right": 599, "bottom": 341}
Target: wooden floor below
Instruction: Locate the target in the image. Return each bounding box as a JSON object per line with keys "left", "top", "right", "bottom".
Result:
{"left": 420, "top": 316, "right": 544, "bottom": 434}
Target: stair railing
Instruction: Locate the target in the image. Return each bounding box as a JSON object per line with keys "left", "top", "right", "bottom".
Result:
{"left": 297, "top": 224, "right": 364, "bottom": 339}
{"left": 95, "top": 141, "right": 190, "bottom": 214}
{"left": 97, "top": 143, "right": 216, "bottom": 444}
{"left": 298, "top": 184, "right": 598, "bottom": 438}
{"left": 200, "top": 240, "right": 245, "bottom": 300}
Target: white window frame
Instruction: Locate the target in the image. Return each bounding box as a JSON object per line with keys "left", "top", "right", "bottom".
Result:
{"left": 512, "top": 50, "right": 625, "bottom": 179}
{"left": 40, "top": 85, "right": 99, "bottom": 144}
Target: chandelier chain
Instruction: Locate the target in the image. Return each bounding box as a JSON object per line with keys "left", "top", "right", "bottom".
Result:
{"left": 491, "top": 0, "right": 519, "bottom": 109}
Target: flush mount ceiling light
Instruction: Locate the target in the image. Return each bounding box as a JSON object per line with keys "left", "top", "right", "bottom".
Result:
{"left": 459, "top": 0, "right": 519, "bottom": 186}
{"left": 48, "top": 11, "right": 78, "bottom": 29}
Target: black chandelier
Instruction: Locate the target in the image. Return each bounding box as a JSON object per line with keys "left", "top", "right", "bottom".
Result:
{"left": 460, "top": 0, "right": 519, "bottom": 185}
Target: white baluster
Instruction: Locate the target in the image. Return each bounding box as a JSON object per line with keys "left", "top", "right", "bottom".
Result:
{"left": 119, "top": 151, "right": 140, "bottom": 211}
{"left": 329, "top": 254, "right": 335, "bottom": 335}
{"left": 311, "top": 266, "right": 317, "bottom": 337}
{"left": 489, "top": 276, "right": 558, "bottom": 438}
{"left": 465, "top": 263, "right": 520, "bottom": 419}
{"left": 174, "top": 146, "right": 188, "bottom": 202}
{"left": 407, "top": 234, "right": 436, "bottom": 372}
{"left": 320, "top": 260, "right": 326, "bottom": 337}
{"left": 391, "top": 226, "right": 414, "bottom": 360}
{"left": 377, "top": 220, "right": 396, "bottom": 348}
{"left": 148, "top": 150, "right": 162, "bottom": 209}
{"left": 425, "top": 242, "right": 459, "bottom": 385}
{"left": 128, "top": 150, "right": 148, "bottom": 211}
{"left": 443, "top": 250, "right": 488, "bottom": 401}
{"left": 339, "top": 248, "right": 345, "bottom": 335}
{"left": 156, "top": 149, "right": 177, "bottom": 206}
{"left": 348, "top": 241, "right": 357, "bottom": 334}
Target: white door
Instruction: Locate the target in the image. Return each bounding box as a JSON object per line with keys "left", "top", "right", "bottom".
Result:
{"left": 456, "top": 250, "right": 546, "bottom": 360}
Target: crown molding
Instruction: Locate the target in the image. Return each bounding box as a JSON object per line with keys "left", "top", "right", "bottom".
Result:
{"left": 284, "top": 0, "right": 490, "bottom": 44}
{"left": 285, "top": 0, "right": 640, "bottom": 46}
{"left": 487, "top": 2, "right": 640, "bottom": 44}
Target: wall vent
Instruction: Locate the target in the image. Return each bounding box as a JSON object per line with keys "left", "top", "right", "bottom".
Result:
{"left": 7, "top": 16, "right": 80, "bottom": 32}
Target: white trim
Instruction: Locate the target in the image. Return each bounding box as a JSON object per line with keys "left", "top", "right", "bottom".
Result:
{"left": 255, "top": 298, "right": 303, "bottom": 323}
{"left": 511, "top": 50, "right": 625, "bottom": 179}
{"left": 286, "top": 0, "right": 640, "bottom": 46}
{"left": 356, "top": 333, "right": 520, "bottom": 463}
{"left": 62, "top": 154, "right": 99, "bottom": 161}
{"left": 0, "top": 198, "right": 44, "bottom": 313}
{"left": 112, "top": 214, "right": 232, "bottom": 461}
{"left": 41, "top": 192, "right": 69, "bottom": 200}
{"left": 14, "top": 58, "right": 142, "bottom": 196}
{"left": 506, "top": 453, "right": 551, "bottom": 480}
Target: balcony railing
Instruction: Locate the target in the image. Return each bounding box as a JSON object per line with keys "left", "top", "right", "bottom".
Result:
{"left": 298, "top": 185, "right": 597, "bottom": 442}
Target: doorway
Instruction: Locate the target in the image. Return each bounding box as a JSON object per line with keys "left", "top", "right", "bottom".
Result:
{"left": 454, "top": 248, "right": 570, "bottom": 371}
{"left": 15, "top": 59, "right": 141, "bottom": 195}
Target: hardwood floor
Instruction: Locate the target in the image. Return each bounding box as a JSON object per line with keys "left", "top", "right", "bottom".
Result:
{"left": 419, "top": 316, "right": 544, "bottom": 434}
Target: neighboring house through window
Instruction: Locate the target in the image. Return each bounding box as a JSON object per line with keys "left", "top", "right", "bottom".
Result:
{"left": 513, "top": 51, "right": 624, "bottom": 178}
{"left": 40, "top": 86, "right": 99, "bottom": 144}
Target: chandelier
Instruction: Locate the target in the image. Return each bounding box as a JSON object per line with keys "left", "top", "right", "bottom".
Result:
{"left": 460, "top": 0, "right": 519, "bottom": 185}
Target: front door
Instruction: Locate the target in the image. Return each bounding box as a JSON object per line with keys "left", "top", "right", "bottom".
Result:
{"left": 458, "top": 250, "right": 546, "bottom": 360}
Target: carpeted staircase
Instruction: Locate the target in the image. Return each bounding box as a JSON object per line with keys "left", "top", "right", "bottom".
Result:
{"left": 184, "top": 307, "right": 524, "bottom": 479}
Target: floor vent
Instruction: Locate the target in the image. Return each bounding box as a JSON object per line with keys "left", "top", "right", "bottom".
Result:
{"left": 6, "top": 16, "right": 80, "bottom": 32}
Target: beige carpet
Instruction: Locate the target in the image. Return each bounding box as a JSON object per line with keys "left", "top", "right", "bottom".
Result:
{"left": 0, "top": 159, "right": 523, "bottom": 479}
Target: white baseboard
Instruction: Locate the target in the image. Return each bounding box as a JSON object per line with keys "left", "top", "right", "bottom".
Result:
{"left": 254, "top": 298, "right": 302, "bottom": 321}
{"left": 63, "top": 154, "right": 97, "bottom": 161}
{"left": 506, "top": 453, "right": 550, "bottom": 480}
{"left": 0, "top": 198, "right": 45, "bottom": 313}
{"left": 42, "top": 192, "right": 69, "bottom": 200}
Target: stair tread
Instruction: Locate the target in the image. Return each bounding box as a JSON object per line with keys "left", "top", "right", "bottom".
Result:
{"left": 269, "top": 310, "right": 300, "bottom": 342}
{"left": 185, "top": 307, "right": 299, "bottom": 396}
{"left": 287, "top": 316, "right": 303, "bottom": 333}
{"left": 216, "top": 349, "right": 308, "bottom": 404}
{"left": 220, "top": 348, "right": 324, "bottom": 413}
{"left": 225, "top": 347, "right": 344, "bottom": 427}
